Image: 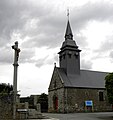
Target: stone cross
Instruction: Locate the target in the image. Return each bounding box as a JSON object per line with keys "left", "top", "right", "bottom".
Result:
{"left": 12, "top": 41, "right": 20, "bottom": 120}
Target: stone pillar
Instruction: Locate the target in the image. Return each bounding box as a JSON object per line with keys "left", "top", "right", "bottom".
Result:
{"left": 25, "top": 102, "right": 29, "bottom": 109}
{"left": 12, "top": 41, "right": 20, "bottom": 120}
{"left": 36, "top": 103, "right": 41, "bottom": 113}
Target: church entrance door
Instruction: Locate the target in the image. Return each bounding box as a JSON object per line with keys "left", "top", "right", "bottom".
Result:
{"left": 53, "top": 97, "right": 58, "bottom": 111}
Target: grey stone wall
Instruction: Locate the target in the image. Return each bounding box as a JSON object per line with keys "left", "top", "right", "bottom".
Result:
{"left": 49, "top": 87, "right": 112, "bottom": 113}
{"left": 48, "top": 67, "right": 65, "bottom": 113}
{"left": 48, "top": 88, "right": 65, "bottom": 113}
{"left": 0, "top": 95, "right": 13, "bottom": 119}
{"left": 49, "top": 67, "right": 64, "bottom": 91}
{"left": 65, "top": 88, "right": 112, "bottom": 112}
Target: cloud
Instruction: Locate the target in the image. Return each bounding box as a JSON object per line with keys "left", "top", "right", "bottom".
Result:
{"left": 81, "top": 59, "right": 93, "bottom": 69}
{"left": 35, "top": 56, "right": 49, "bottom": 68}
{"left": 109, "top": 51, "right": 113, "bottom": 63}
{"left": 19, "top": 48, "right": 35, "bottom": 63}
{"left": 0, "top": 0, "right": 26, "bottom": 46}
{"left": 0, "top": 46, "right": 13, "bottom": 64}
{"left": 96, "top": 35, "right": 113, "bottom": 52}
{"left": 109, "top": 51, "right": 113, "bottom": 58}
{"left": 72, "top": 1, "right": 113, "bottom": 27}
{"left": 0, "top": 0, "right": 113, "bottom": 66}
{"left": 91, "top": 34, "right": 113, "bottom": 61}
{"left": 0, "top": 0, "right": 52, "bottom": 44}
{"left": 35, "top": 51, "right": 58, "bottom": 68}
{"left": 74, "top": 32, "right": 88, "bottom": 48}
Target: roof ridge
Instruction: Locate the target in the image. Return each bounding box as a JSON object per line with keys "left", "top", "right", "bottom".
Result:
{"left": 81, "top": 69, "right": 109, "bottom": 73}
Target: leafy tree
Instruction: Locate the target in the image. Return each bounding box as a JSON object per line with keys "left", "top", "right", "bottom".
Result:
{"left": 105, "top": 73, "right": 113, "bottom": 104}
{"left": 37, "top": 93, "right": 48, "bottom": 112}
{"left": 0, "top": 83, "right": 13, "bottom": 94}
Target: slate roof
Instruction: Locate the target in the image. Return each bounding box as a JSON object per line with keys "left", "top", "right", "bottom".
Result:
{"left": 57, "top": 67, "right": 108, "bottom": 89}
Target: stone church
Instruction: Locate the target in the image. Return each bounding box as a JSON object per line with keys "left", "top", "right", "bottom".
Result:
{"left": 48, "top": 19, "right": 112, "bottom": 113}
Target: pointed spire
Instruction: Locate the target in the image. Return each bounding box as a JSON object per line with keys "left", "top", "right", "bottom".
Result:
{"left": 65, "top": 20, "right": 73, "bottom": 40}
{"left": 65, "top": 9, "right": 73, "bottom": 40}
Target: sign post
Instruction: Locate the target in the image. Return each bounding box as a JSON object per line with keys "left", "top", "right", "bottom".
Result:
{"left": 85, "top": 100, "right": 93, "bottom": 112}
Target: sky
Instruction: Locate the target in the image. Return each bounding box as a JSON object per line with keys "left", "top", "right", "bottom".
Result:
{"left": 0, "top": 0, "right": 113, "bottom": 97}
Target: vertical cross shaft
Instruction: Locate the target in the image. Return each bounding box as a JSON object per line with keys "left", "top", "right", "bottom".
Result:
{"left": 12, "top": 41, "right": 20, "bottom": 120}
{"left": 67, "top": 8, "right": 69, "bottom": 20}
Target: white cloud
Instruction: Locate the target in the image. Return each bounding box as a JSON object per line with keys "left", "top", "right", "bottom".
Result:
{"left": 81, "top": 59, "right": 92, "bottom": 69}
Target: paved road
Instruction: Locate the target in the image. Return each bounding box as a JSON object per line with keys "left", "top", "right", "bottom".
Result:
{"left": 42, "top": 112, "right": 113, "bottom": 120}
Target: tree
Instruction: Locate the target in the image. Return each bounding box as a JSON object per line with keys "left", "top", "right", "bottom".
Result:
{"left": 0, "top": 83, "right": 13, "bottom": 94}
{"left": 105, "top": 73, "right": 113, "bottom": 104}
{"left": 37, "top": 93, "right": 48, "bottom": 112}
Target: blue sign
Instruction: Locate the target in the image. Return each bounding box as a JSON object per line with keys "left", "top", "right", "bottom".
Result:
{"left": 85, "top": 100, "right": 93, "bottom": 106}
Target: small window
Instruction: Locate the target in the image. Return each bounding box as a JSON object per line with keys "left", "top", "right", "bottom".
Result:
{"left": 99, "top": 91, "right": 104, "bottom": 101}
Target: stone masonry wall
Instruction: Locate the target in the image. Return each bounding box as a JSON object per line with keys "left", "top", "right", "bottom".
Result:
{"left": 0, "top": 95, "right": 13, "bottom": 119}
{"left": 48, "top": 88, "right": 65, "bottom": 113}
{"left": 48, "top": 67, "right": 65, "bottom": 113}
{"left": 65, "top": 88, "right": 112, "bottom": 112}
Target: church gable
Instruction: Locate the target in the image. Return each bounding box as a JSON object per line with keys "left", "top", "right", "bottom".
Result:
{"left": 49, "top": 67, "right": 64, "bottom": 91}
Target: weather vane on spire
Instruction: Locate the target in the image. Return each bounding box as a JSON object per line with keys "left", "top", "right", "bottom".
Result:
{"left": 67, "top": 8, "right": 69, "bottom": 20}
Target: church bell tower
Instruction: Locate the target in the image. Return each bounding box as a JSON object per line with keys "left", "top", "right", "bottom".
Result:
{"left": 58, "top": 20, "right": 81, "bottom": 75}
